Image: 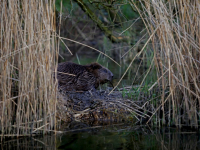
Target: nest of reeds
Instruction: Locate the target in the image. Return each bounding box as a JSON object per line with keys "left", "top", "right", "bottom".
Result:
{"left": 56, "top": 87, "right": 153, "bottom": 125}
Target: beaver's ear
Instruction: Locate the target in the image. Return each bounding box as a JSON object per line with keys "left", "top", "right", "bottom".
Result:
{"left": 89, "top": 63, "right": 102, "bottom": 70}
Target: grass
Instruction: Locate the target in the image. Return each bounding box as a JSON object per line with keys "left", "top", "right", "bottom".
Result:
{"left": 0, "top": 0, "right": 58, "bottom": 136}
{"left": 131, "top": 0, "right": 200, "bottom": 127}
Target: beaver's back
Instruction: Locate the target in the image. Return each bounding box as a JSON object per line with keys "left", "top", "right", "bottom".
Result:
{"left": 57, "top": 62, "right": 96, "bottom": 91}
{"left": 56, "top": 62, "right": 113, "bottom": 91}
{"left": 57, "top": 62, "right": 85, "bottom": 75}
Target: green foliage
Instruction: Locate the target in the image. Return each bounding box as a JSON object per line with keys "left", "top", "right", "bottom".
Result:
{"left": 55, "top": 0, "right": 73, "bottom": 12}
{"left": 120, "top": 4, "right": 138, "bottom": 20}
{"left": 121, "top": 85, "right": 140, "bottom": 100}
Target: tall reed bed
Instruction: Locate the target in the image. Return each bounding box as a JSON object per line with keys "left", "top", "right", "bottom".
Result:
{"left": 132, "top": 0, "right": 200, "bottom": 127}
{"left": 0, "top": 0, "right": 58, "bottom": 136}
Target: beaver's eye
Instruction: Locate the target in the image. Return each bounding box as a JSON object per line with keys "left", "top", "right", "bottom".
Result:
{"left": 103, "top": 69, "right": 107, "bottom": 73}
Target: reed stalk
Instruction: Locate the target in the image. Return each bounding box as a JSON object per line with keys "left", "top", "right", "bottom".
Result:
{"left": 132, "top": 0, "right": 200, "bottom": 127}
{"left": 0, "top": 0, "right": 58, "bottom": 136}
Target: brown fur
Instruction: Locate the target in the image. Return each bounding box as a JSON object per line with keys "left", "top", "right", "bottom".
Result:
{"left": 56, "top": 62, "right": 113, "bottom": 91}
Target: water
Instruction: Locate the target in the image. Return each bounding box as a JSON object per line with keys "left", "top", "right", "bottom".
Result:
{"left": 1, "top": 124, "right": 200, "bottom": 150}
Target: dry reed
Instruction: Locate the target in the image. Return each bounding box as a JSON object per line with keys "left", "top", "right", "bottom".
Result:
{"left": 0, "top": 0, "right": 58, "bottom": 136}
{"left": 131, "top": 0, "right": 200, "bottom": 127}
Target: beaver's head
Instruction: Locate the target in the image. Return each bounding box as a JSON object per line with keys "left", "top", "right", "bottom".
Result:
{"left": 86, "top": 63, "right": 114, "bottom": 86}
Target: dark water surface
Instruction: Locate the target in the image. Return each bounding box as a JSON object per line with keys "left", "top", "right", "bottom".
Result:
{"left": 1, "top": 124, "right": 200, "bottom": 150}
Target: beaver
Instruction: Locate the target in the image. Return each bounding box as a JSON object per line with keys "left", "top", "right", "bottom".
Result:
{"left": 56, "top": 62, "right": 114, "bottom": 91}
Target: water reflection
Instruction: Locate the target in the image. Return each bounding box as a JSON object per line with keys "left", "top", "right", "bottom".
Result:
{"left": 1, "top": 126, "right": 200, "bottom": 150}
{"left": 0, "top": 135, "right": 57, "bottom": 150}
